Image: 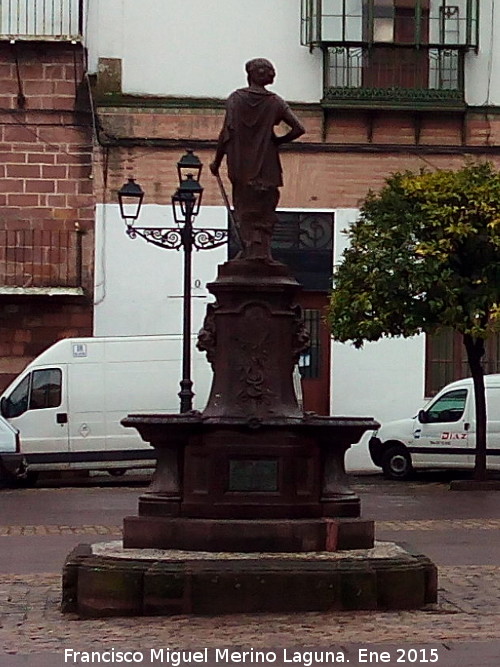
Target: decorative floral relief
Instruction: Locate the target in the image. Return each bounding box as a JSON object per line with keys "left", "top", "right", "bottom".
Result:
{"left": 234, "top": 305, "right": 276, "bottom": 412}
{"left": 197, "top": 303, "right": 217, "bottom": 366}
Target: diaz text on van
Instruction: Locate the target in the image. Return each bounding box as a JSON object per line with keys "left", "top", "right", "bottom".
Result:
{"left": 369, "top": 374, "right": 500, "bottom": 480}
{"left": 0, "top": 335, "right": 211, "bottom": 484}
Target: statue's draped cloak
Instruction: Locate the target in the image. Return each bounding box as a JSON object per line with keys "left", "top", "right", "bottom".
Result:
{"left": 221, "top": 88, "right": 290, "bottom": 189}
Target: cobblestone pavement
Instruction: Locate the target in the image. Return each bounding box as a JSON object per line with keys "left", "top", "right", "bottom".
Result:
{"left": 0, "top": 525, "right": 122, "bottom": 536}
{"left": 2, "top": 478, "right": 500, "bottom": 664}
{"left": 1, "top": 534, "right": 500, "bottom": 654}
{"left": 0, "top": 565, "right": 500, "bottom": 654}
{"left": 3, "top": 519, "right": 500, "bottom": 535}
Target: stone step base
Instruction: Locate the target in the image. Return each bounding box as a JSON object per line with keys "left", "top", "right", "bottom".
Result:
{"left": 62, "top": 541, "right": 437, "bottom": 618}
{"left": 123, "top": 516, "right": 374, "bottom": 552}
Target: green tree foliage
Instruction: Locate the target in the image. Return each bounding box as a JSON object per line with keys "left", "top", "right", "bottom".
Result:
{"left": 328, "top": 162, "right": 500, "bottom": 481}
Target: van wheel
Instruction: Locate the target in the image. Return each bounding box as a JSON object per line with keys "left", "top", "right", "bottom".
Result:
{"left": 0, "top": 459, "right": 16, "bottom": 487}
{"left": 381, "top": 445, "right": 413, "bottom": 481}
{"left": 16, "top": 471, "right": 39, "bottom": 487}
{"left": 107, "top": 468, "right": 127, "bottom": 477}
{"left": 0, "top": 465, "right": 38, "bottom": 487}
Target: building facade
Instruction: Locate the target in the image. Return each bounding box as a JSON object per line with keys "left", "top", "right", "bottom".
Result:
{"left": 0, "top": 0, "right": 93, "bottom": 389}
{"left": 2, "top": 1, "right": 499, "bottom": 468}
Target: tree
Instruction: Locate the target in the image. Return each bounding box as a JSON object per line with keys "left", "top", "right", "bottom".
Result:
{"left": 328, "top": 162, "right": 500, "bottom": 481}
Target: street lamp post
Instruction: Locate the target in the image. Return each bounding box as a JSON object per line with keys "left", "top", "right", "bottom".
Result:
{"left": 117, "top": 150, "right": 228, "bottom": 413}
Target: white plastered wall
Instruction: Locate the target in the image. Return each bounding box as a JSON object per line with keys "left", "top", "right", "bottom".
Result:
{"left": 465, "top": 1, "right": 500, "bottom": 106}
{"left": 95, "top": 205, "right": 428, "bottom": 471}
{"left": 331, "top": 210, "right": 426, "bottom": 472}
{"left": 84, "top": 0, "right": 322, "bottom": 103}
{"left": 84, "top": 0, "right": 499, "bottom": 106}
{"left": 94, "top": 204, "right": 227, "bottom": 337}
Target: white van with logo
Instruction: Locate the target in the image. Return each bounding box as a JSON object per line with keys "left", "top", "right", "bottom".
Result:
{"left": 369, "top": 374, "right": 500, "bottom": 480}
{"left": 0, "top": 335, "right": 211, "bottom": 484}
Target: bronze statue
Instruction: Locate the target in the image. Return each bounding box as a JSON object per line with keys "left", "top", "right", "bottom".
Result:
{"left": 210, "top": 58, "right": 305, "bottom": 261}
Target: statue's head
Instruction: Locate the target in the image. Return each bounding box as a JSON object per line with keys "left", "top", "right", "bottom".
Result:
{"left": 245, "top": 58, "right": 276, "bottom": 87}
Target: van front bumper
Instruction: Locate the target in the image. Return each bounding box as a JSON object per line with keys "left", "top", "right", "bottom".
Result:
{"left": 368, "top": 436, "right": 383, "bottom": 467}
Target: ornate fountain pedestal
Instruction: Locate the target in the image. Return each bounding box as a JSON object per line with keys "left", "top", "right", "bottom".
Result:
{"left": 123, "top": 260, "right": 376, "bottom": 551}
{"left": 121, "top": 413, "right": 377, "bottom": 552}
{"left": 62, "top": 260, "right": 437, "bottom": 617}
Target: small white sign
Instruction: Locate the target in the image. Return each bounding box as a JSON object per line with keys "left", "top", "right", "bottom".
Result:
{"left": 72, "top": 343, "right": 87, "bottom": 358}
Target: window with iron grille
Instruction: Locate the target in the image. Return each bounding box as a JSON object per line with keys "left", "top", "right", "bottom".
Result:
{"left": 301, "top": 0, "right": 479, "bottom": 49}
{"left": 0, "top": 229, "right": 83, "bottom": 289}
{"left": 228, "top": 211, "right": 334, "bottom": 291}
{"left": 426, "top": 328, "right": 500, "bottom": 396}
{"left": 304, "top": 0, "right": 477, "bottom": 105}
{"left": 325, "top": 44, "right": 462, "bottom": 93}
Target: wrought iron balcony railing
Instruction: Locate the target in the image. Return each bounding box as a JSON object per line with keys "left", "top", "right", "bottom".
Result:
{"left": 0, "top": 229, "right": 83, "bottom": 291}
{"left": 0, "top": 0, "right": 83, "bottom": 41}
{"left": 323, "top": 45, "right": 465, "bottom": 109}
{"left": 301, "top": 0, "right": 479, "bottom": 50}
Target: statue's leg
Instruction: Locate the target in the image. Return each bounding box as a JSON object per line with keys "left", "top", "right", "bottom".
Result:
{"left": 256, "top": 188, "right": 280, "bottom": 260}
{"left": 232, "top": 183, "right": 249, "bottom": 258}
{"left": 233, "top": 185, "right": 280, "bottom": 261}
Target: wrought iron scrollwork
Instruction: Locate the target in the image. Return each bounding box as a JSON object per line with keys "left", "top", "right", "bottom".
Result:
{"left": 126, "top": 227, "right": 228, "bottom": 251}
{"left": 192, "top": 229, "right": 228, "bottom": 250}
{"left": 126, "top": 227, "right": 183, "bottom": 250}
{"left": 298, "top": 214, "right": 333, "bottom": 250}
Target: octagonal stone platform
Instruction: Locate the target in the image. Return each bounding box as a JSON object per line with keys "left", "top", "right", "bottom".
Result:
{"left": 62, "top": 541, "right": 437, "bottom": 618}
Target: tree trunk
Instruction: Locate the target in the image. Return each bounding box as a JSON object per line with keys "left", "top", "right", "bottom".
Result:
{"left": 463, "top": 333, "right": 487, "bottom": 481}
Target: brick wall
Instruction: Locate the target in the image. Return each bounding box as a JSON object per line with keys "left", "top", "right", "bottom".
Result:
{"left": 0, "top": 42, "right": 94, "bottom": 391}
{"left": 0, "top": 300, "right": 90, "bottom": 389}
{"left": 95, "top": 105, "right": 500, "bottom": 211}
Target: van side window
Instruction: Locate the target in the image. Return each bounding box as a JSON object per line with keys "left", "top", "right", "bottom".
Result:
{"left": 486, "top": 387, "right": 500, "bottom": 416}
{"left": 6, "top": 375, "right": 30, "bottom": 418}
{"left": 29, "top": 369, "right": 62, "bottom": 410}
{"left": 426, "top": 389, "right": 467, "bottom": 423}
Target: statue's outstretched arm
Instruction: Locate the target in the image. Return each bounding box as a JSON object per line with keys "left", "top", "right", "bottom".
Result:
{"left": 274, "top": 106, "right": 305, "bottom": 146}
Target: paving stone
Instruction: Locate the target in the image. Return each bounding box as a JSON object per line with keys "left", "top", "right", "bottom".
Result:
{"left": 0, "top": 564, "right": 499, "bottom": 652}
{"left": 2, "top": 478, "right": 500, "bottom": 664}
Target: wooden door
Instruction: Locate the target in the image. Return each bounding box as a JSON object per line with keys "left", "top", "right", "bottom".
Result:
{"left": 296, "top": 292, "right": 331, "bottom": 415}
{"left": 364, "top": 0, "right": 429, "bottom": 90}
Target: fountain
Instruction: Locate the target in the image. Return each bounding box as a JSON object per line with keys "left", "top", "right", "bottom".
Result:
{"left": 62, "top": 59, "right": 437, "bottom": 617}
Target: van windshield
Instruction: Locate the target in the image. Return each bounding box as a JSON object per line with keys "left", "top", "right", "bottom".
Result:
{"left": 6, "top": 375, "right": 30, "bottom": 418}
{"left": 426, "top": 388, "right": 467, "bottom": 423}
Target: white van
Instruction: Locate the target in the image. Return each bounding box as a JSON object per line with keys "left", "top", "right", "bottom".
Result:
{"left": 0, "top": 416, "right": 21, "bottom": 481}
{"left": 0, "top": 335, "right": 211, "bottom": 483}
{"left": 369, "top": 374, "right": 500, "bottom": 480}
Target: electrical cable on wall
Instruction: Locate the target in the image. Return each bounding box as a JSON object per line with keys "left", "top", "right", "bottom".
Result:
{"left": 11, "top": 42, "right": 26, "bottom": 109}
{"left": 1, "top": 108, "right": 91, "bottom": 156}
{"left": 1, "top": 13, "right": 92, "bottom": 158}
